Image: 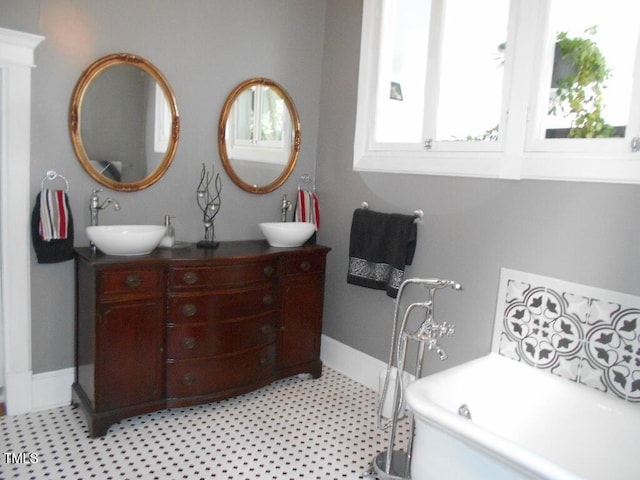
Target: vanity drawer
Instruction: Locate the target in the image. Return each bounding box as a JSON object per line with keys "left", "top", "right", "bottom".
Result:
{"left": 167, "top": 284, "right": 277, "bottom": 323}
{"left": 166, "top": 344, "right": 275, "bottom": 398}
{"left": 283, "top": 254, "right": 326, "bottom": 276}
{"left": 166, "top": 313, "right": 277, "bottom": 359}
{"left": 169, "top": 260, "right": 277, "bottom": 290}
{"left": 98, "top": 267, "right": 164, "bottom": 298}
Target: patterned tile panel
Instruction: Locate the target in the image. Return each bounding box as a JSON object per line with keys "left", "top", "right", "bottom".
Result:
{"left": 493, "top": 268, "right": 640, "bottom": 403}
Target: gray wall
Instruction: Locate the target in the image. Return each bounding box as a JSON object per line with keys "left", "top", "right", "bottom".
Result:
{"left": 0, "top": 0, "right": 326, "bottom": 373}
{"left": 2, "top": 0, "right": 640, "bottom": 379}
{"left": 317, "top": 0, "right": 640, "bottom": 375}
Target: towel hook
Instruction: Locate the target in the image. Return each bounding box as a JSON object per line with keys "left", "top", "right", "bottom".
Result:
{"left": 41, "top": 170, "right": 69, "bottom": 193}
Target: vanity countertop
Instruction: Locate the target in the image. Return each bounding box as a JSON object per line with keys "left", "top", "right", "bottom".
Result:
{"left": 75, "top": 240, "right": 330, "bottom": 266}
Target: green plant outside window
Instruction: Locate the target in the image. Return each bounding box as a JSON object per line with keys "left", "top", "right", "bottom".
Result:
{"left": 549, "top": 27, "right": 619, "bottom": 139}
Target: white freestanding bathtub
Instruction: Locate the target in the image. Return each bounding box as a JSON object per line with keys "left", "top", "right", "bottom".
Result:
{"left": 405, "top": 353, "right": 640, "bottom": 480}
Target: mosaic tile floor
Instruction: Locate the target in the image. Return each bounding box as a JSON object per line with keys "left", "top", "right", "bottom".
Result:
{"left": 1, "top": 367, "right": 408, "bottom": 479}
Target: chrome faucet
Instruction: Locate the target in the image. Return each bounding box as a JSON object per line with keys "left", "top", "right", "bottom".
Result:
{"left": 374, "top": 278, "right": 462, "bottom": 478}
{"left": 411, "top": 280, "right": 460, "bottom": 359}
{"left": 89, "top": 188, "right": 120, "bottom": 226}
{"left": 281, "top": 194, "right": 292, "bottom": 222}
{"left": 415, "top": 317, "right": 455, "bottom": 360}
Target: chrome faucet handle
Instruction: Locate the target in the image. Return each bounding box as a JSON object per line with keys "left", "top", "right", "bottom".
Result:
{"left": 441, "top": 322, "right": 455, "bottom": 337}
{"left": 280, "top": 194, "right": 293, "bottom": 222}
{"left": 90, "top": 189, "right": 103, "bottom": 206}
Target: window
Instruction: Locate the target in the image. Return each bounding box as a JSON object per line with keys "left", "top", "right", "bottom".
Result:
{"left": 528, "top": 1, "right": 640, "bottom": 151}
{"left": 354, "top": 0, "right": 640, "bottom": 183}
{"left": 227, "top": 85, "right": 290, "bottom": 165}
{"left": 154, "top": 82, "right": 171, "bottom": 153}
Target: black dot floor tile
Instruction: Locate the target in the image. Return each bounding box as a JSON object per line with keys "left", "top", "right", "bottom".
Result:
{"left": 1, "top": 367, "right": 409, "bottom": 479}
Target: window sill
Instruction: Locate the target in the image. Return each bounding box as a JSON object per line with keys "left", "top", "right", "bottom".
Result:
{"left": 354, "top": 150, "right": 640, "bottom": 184}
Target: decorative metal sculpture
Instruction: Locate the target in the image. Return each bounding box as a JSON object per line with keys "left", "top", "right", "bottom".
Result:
{"left": 196, "top": 163, "right": 222, "bottom": 249}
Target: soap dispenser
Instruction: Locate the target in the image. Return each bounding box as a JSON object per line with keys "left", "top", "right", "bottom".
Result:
{"left": 160, "top": 215, "right": 175, "bottom": 247}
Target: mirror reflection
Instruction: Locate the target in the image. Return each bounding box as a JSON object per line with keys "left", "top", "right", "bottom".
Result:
{"left": 219, "top": 78, "right": 300, "bottom": 194}
{"left": 70, "top": 53, "right": 179, "bottom": 191}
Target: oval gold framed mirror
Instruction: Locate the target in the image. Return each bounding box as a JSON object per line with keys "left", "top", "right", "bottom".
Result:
{"left": 70, "top": 53, "right": 180, "bottom": 192}
{"left": 218, "top": 78, "right": 301, "bottom": 194}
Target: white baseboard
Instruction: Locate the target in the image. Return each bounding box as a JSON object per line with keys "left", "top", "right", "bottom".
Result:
{"left": 320, "top": 334, "right": 388, "bottom": 392}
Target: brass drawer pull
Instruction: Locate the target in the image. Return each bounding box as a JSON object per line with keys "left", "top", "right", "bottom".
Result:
{"left": 181, "top": 374, "right": 196, "bottom": 385}
{"left": 262, "top": 294, "right": 273, "bottom": 306}
{"left": 263, "top": 265, "right": 275, "bottom": 277}
{"left": 181, "top": 337, "right": 196, "bottom": 349}
{"left": 300, "top": 261, "right": 312, "bottom": 272}
{"left": 261, "top": 324, "right": 272, "bottom": 335}
{"left": 182, "top": 271, "right": 198, "bottom": 285}
{"left": 181, "top": 303, "right": 198, "bottom": 317}
{"left": 124, "top": 275, "right": 142, "bottom": 288}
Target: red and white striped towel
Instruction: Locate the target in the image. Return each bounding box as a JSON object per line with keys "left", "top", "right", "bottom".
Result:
{"left": 39, "top": 189, "right": 70, "bottom": 241}
{"left": 294, "top": 189, "right": 320, "bottom": 229}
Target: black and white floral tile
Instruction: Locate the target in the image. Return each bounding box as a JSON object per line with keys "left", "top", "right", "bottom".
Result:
{"left": 493, "top": 268, "right": 640, "bottom": 403}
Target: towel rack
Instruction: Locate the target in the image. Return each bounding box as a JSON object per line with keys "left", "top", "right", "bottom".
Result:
{"left": 361, "top": 201, "right": 423, "bottom": 223}
{"left": 41, "top": 170, "right": 69, "bottom": 192}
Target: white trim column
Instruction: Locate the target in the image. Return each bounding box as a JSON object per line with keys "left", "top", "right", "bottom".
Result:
{"left": 0, "top": 27, "right": 44, "bottom": 415}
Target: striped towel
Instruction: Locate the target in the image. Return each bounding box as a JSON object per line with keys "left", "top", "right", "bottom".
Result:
{"left": 294, "top": 189, "right": 320, "bottom": 229}
{"left": 39, "top": 189, "right": 70, "bottom": 241}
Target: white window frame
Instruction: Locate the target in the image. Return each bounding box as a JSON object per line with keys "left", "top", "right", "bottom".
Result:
{"left": 354, "top": 0, "right": 640, "bottom": 184}
{"left": 226, "top": 86, "right": 290, "bottom": 166}
{"left": 153, "top": 82, "right": 171, "bottom": 153}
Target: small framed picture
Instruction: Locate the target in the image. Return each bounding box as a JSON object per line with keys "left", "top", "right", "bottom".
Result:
{"left": 390, "top": 82, "right": 403, "bottom": 101}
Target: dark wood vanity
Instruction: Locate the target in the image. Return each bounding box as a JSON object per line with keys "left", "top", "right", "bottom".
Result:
{"left": 72, "top": 240, "right": 330, "bottom": 437}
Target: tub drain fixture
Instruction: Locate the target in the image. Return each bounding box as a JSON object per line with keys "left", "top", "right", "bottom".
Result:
{"left": 458, "top": 403, "right": 472, "bottom": 420}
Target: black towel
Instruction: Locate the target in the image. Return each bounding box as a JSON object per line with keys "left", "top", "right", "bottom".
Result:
{"left": 31, "top": 191, "right": 75, "bottom": 264}
{"left": 347, "top": 208, "right": 417, "bottom": 298}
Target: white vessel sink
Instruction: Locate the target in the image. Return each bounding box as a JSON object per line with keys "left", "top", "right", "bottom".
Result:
{"left": 86, "top": 225, "right": 166, "bottom": 256}
{"left": 259, "top": 222, "right": 316, "bottom": 247}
